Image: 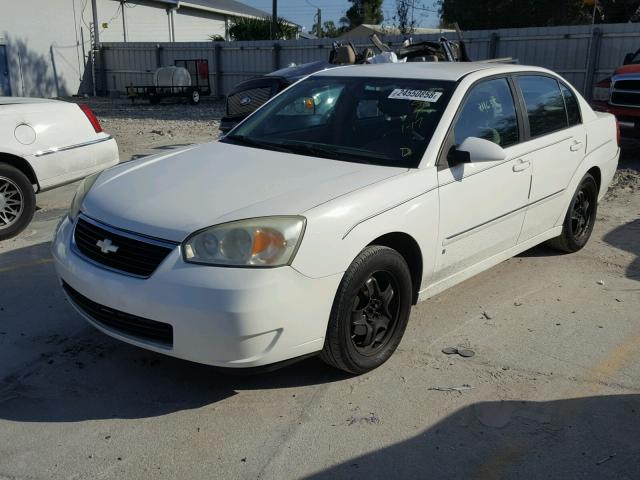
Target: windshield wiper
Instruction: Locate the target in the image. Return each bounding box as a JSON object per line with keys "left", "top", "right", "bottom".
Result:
{"left": 222, "top": 135, "right": 295, "bottom": 153}
{"left": 274, "top": 141, "right": 392, "bottom": 165}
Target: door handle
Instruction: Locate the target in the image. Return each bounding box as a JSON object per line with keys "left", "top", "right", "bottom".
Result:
{"left": 570, "top": 140, "right": 583, "bottom": 152}
{"left": 512, "top": 159, "right": 531, "bottom": 172}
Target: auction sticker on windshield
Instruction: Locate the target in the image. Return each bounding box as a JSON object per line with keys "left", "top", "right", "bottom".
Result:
{"left": 388, "top": 89, "right": 443, "bottom": 102}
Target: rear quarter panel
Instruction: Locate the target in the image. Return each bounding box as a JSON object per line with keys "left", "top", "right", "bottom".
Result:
{"left": 0, "top": 101, "right": 117, "bottom": 189}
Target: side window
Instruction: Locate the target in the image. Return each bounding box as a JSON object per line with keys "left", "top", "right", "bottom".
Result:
{"left": 560, "top": 82, "right": 581, "bottom": 126}
{"left": 517, "top": 75, "right": 568, "bottom": 137}
{"left": 453, "top": 78, "right": 519, "bottom": 148}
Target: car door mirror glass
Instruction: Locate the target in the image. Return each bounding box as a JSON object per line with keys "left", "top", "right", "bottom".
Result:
{"left": 453, "top": 136, "right": 507, "bottom": 163}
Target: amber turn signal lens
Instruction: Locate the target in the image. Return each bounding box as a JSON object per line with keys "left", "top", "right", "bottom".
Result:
{"left": 252, "top": 228, "right": 286, "bottom": 255}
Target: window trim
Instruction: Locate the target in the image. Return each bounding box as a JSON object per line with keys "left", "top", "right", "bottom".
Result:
{"left": 558, "top": 80, "right": 583, "bottom": 127}
{"left": 436, "top": 74, "right": 525, "bottom": 169}
{"left": 511, "top": 72, "right": 582, "bottom": 142}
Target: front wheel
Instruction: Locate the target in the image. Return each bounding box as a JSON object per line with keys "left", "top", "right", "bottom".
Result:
{"left": 0, "top": 164, "right": 36, "bottom": 241}
{"left": 547, "top": 173, "right": 598, "bottom": 253}
{"left": 321, "top": 246, "right": 413, "bottom": 374}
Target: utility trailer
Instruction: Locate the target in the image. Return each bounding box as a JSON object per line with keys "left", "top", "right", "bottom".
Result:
{"left": 127, "top": 59, "right": 211, "bottom": 105}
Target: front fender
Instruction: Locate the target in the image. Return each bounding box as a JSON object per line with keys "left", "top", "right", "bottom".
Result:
{"left": 291, "top": 168, "right": 439, "bottom": 291}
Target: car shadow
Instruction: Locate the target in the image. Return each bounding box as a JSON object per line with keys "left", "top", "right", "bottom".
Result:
{"left": 0, "top": 242, "right": 347, "bottom": 423}
{"left": 307, "top": 394, "right": 640, "bottom": 479}
{"left": 603, "top": 218, "right": 640, "bottom": 281}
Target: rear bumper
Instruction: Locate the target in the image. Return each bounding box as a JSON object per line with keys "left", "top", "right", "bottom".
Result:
{"left": 34, "top": 136, "right": 119, "bottom": 191}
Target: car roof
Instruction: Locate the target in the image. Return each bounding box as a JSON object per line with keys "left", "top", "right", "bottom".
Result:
{"left": 317, "top": 62, "right": 546, "bottom": 81}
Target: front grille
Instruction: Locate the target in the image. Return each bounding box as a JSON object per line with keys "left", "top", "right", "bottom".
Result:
{"left": 613, "top": 79, "right": 640, "bottom": 91}
{"left": 73, "top": 217, "right": 175, "bottom": 278}
{"left": 227, "top": 87, "right": 272, "bottom": 116}
{"left": 610, "top": 91, "right": 640, "bottom": 107}
{"left": 63, "top": 281, "right": 173, "bottom": 347}
{"left": 611, "top": 77, "right": 640, "bottom": 107}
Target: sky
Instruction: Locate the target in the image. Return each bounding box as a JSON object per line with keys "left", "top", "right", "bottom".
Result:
{"left": 238, "top": 0, "right": 440, "bottom": 32}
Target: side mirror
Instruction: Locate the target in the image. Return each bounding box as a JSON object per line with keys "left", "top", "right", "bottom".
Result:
{"left": 623, "top": 53, "right": 634, "bottom": 65}
{"left": 449, "top": 137, "right": 507, "bottom": 165}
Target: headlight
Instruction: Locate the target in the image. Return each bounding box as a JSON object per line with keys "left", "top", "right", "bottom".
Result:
{"left": 183, "top": 216, "right": 306, "bottom": 267}
{"left": 593, "top": 86, "right": 611, "bottom": 102}
{"left": 69, "top": 172, "right": 101, "bottom": 221}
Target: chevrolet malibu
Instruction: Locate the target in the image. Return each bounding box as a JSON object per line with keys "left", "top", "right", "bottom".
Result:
{"left": 53, "top": 63, "right": 619, "bottom": 374}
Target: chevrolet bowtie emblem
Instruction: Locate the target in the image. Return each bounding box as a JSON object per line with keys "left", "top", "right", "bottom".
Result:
{"left": 96, "top": 238, "right": 119, "bottom": 254}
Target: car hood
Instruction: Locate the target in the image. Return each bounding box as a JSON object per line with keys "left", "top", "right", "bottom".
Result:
{"left": 614, "top": 64, "right": 640, "bottom": 76}
{"left": 82, "top": 142, "right": 407, "bottom": 242}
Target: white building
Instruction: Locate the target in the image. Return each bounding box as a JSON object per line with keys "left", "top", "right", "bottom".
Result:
{"left": 0, "top": 0, "right": 270, "bottom": 97}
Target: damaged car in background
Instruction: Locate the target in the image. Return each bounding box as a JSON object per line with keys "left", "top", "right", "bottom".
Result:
{"left": 220, "top": 34, "right": 476, "bottom": 133}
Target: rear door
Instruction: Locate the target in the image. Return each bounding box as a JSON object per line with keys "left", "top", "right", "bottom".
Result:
{"left": 434, "top": 77, "right": 531, "bottom": 282}
{"left": 514, "top": 75, "right": 587, "bottom": 242}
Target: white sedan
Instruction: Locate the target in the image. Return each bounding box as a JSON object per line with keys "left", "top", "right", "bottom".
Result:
{"left": 0, "top": 97, "right": 118, "bottom": 240}
{"left": 52, "top": 63, "right": 619, "bottom": 374}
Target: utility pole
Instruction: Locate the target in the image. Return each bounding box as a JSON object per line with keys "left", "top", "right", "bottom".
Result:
{"left": 271, "top": 0, "right": 278, "bottom": 39}
{"left": 90, "top": 0, "right": 100, "bottom": 47}
{"left": 121, "top": 1, "right": 127, "bottom": 42}
{"left": 315, "top": 8, "right": 322, "bottom": 38}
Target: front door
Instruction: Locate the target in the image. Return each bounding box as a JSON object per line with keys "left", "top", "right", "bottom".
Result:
{"left": 435, "top": 77, "right": 531, "bottom": 282}
{"left": 0, "top": 45, "right": 11, "bottom": 96}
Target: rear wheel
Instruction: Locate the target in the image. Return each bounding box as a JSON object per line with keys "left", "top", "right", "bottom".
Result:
{"left": 321, "top": 246, "right": 412, "bottom": 374}
{"left": 0, "top": 164, "right": 36, "bottom": 241}
{"left": 547, "top": 173, "right": 598, "bottom": 253}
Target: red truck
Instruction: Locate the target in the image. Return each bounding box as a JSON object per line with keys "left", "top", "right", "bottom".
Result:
{"left": 592, "top": 48, "right": 640, "bottom": 137}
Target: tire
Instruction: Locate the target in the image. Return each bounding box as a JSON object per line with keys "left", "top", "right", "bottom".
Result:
{"left": 0, "top": 163, "right": 36, "bottom": 241}
{"left": 547, "top": 173, "right": 598, "bottom": 253}
{"left": 190, "top": 88, "right": 200, "bottom": 105}
{"left": 320, "top": 245, "right": 413, "bottom": 374}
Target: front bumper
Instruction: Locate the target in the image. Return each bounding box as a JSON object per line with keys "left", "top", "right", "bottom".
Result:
{"left": 52, "top": 216, "right": 341, "bottom": 368}
{"left": 591, "top": 101, "right": 640, "bottom": 133}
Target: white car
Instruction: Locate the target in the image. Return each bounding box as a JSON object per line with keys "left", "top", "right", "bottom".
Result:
{"left": 0, "top": 98, "right": 118, "bottom": 240}
{"left": 52, "top": 63, "right": 619, "bottom": 374}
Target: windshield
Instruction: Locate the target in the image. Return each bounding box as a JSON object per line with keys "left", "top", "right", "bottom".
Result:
{"left": 222, "top": 75, "right": 455, "bottom": 168}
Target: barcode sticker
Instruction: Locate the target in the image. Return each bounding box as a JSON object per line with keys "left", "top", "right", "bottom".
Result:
{"left": 388, "top": 89, "right": 443, "bottom": 102}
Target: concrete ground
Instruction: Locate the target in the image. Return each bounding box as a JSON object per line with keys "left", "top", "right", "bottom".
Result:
{"left": 0, "top": 103, "right": 639, "bottom": 479}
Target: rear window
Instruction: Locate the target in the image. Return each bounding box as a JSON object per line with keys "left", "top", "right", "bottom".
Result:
{"left": 560, "top": 83, "right": 581, "bottom": 126}
{"left": 517, "top": 75, "right": 568, "bottom": 137}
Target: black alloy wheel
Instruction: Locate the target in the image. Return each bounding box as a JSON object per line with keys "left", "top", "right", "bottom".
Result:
{"left": 321, "top": 245, "right": 413, "bottom": 374}
{"left": 548, "top": 173, "right": 598, "bottom": 253}
{"left": 350, "top": 271, "right": 401, "bottom": 356}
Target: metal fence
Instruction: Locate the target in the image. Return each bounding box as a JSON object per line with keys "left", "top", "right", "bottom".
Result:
{"left": 97, "top": 22, "right": 640, "bottom": 99}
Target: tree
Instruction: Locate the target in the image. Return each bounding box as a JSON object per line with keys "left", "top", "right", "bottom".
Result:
{"left": 592, "top": 0, "right": 640, "bottom": 23}
{"left": 227, "top": 16, "right": 298, "bottom": 41}
{"left": 342, "top": 0, "right": 384, "bottom": 27}
{"left": 438, "top": 0, "right": 589, "bottom": 29}
{"left": 310, "top": 20, "right": 346, "bottom": 38}
{"left": 438, "top": 0, "right": 639, "bottom": 29}
{"left": 393, "top": 0, "right": 418, "bottom": 35}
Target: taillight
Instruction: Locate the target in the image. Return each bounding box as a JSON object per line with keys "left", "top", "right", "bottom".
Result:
{"left": 78, "top": 103, "right": 103, "bottom": 133}
{"left": 616, "top": 119, "right": 621, "bottom": 146}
